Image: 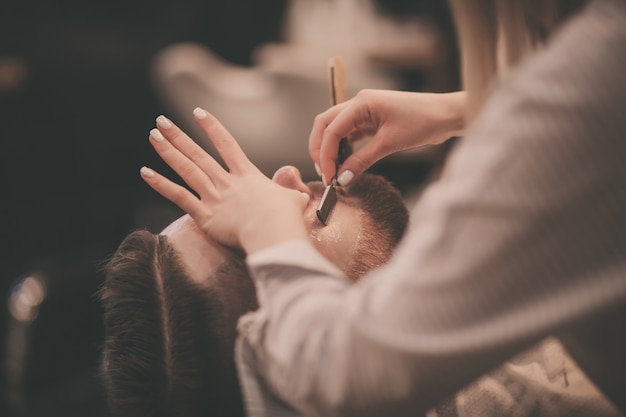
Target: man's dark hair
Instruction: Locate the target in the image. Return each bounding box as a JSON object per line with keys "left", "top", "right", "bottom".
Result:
{"left": 100, "top": 233, "right": 256, "bottom": 417}
{"left": 101, "top": 173, "right": 409, "bottom": 417}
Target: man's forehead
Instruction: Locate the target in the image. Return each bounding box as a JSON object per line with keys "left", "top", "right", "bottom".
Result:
{"left": 160, "top": 215, "right": 193, "bottom": 237}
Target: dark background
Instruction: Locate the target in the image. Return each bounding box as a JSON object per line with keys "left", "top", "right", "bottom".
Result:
{"left": 0, "top": 1, "right": 456, "bottom": 416}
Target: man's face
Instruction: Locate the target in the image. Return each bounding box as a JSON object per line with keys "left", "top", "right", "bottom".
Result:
{"left": 161, "top": 165, "right": 366, "bottom": 284}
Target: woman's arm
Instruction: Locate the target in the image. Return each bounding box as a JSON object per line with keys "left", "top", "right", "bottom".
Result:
{"left": 237, "top": 2, "right": 626, "bottom": 416}
{"left": 309, "top": 90, "right": 466, "bottom": 185}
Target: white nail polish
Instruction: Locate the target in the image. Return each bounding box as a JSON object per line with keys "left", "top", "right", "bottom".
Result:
{"left": 150, "top": 128, "right": 165, "bottom": 142}
{"left": 314, "top": 163, "right": 322, "bottom": 177}
{"left": 322, "top": 173, "right": 327, "bottom": 186}
{"left": 337, "top": 170, "right": 354, "bottom": 186}
{"left": 156, "top": 115, "right": 172, "bottom": 129}
{"left": 140, "top": 166, "right": 155, "bottom": 178}
{"left": 193, "top": 107, "right": 207, "bottom": 119}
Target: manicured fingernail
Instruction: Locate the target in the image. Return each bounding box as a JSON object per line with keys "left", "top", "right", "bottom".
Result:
{"left": 322, "top": 173, "right": 327, "bottom": 186}
{"left": 193, "top": 107, "right": 207, "bottom": 119}
{"left": 140, "top": 166, "right": 154, "bottom": 178}
{"left": 314, "top": 163, "right": 322, "bottom": 177}
{"left": 156, "top": 115, "right": 172, "bottom": 129}
{"left": 337, "top": 170, "right": 354, "bottom": 186}
{"left": 150, "top": 128, "right": 165, "bottom": 142}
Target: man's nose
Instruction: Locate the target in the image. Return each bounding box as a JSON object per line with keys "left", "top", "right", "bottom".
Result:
{"left": 272, "top": 166, "right": 313, "bottom": 198}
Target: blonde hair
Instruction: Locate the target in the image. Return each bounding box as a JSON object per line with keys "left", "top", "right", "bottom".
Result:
{"left": 449, "top": 0, "right": 587, "bottom": 122}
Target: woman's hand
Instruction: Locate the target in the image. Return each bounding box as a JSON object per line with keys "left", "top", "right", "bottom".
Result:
{"left": 140, "top": 108, "right": 310, "bottom": 254}
{"left": 309, "top": 90, "right": 466, "bottom": 185}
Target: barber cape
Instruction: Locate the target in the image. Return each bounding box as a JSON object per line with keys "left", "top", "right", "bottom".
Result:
{"left": 237, "top": 332, "right": 621, "bottom": 417}
{"left": 428, "top": 338, "right": 621, "bottom": 417}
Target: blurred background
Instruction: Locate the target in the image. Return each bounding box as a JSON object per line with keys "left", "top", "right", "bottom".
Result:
{"left": 0, "top": 1, "right": 459, "bottom": 415}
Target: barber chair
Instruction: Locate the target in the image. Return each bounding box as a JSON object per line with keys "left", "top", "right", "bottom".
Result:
{"left": 150, "top": 0, "right": 450, "bottom": 182}
{"left": 151, "top": 44, "right": 346, "bottom": 180}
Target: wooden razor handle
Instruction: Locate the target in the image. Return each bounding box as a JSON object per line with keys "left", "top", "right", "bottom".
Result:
{"left": 329, "top": 57, "right": 352, "bottom": 167}
{"left": 329, "top": 57, "right": 347, "bottom": 105}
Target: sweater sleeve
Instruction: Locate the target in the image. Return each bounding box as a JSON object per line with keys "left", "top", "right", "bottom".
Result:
{"left": 237, "top": 1, "right": 626, "bottom": 416}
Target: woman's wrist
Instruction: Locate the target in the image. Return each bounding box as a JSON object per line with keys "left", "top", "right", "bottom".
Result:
{"left": 438, "top": 91, "right": 467, "bottom": 142}
{"left": 239, "top": 213, "right": 308, "bottom": 255}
